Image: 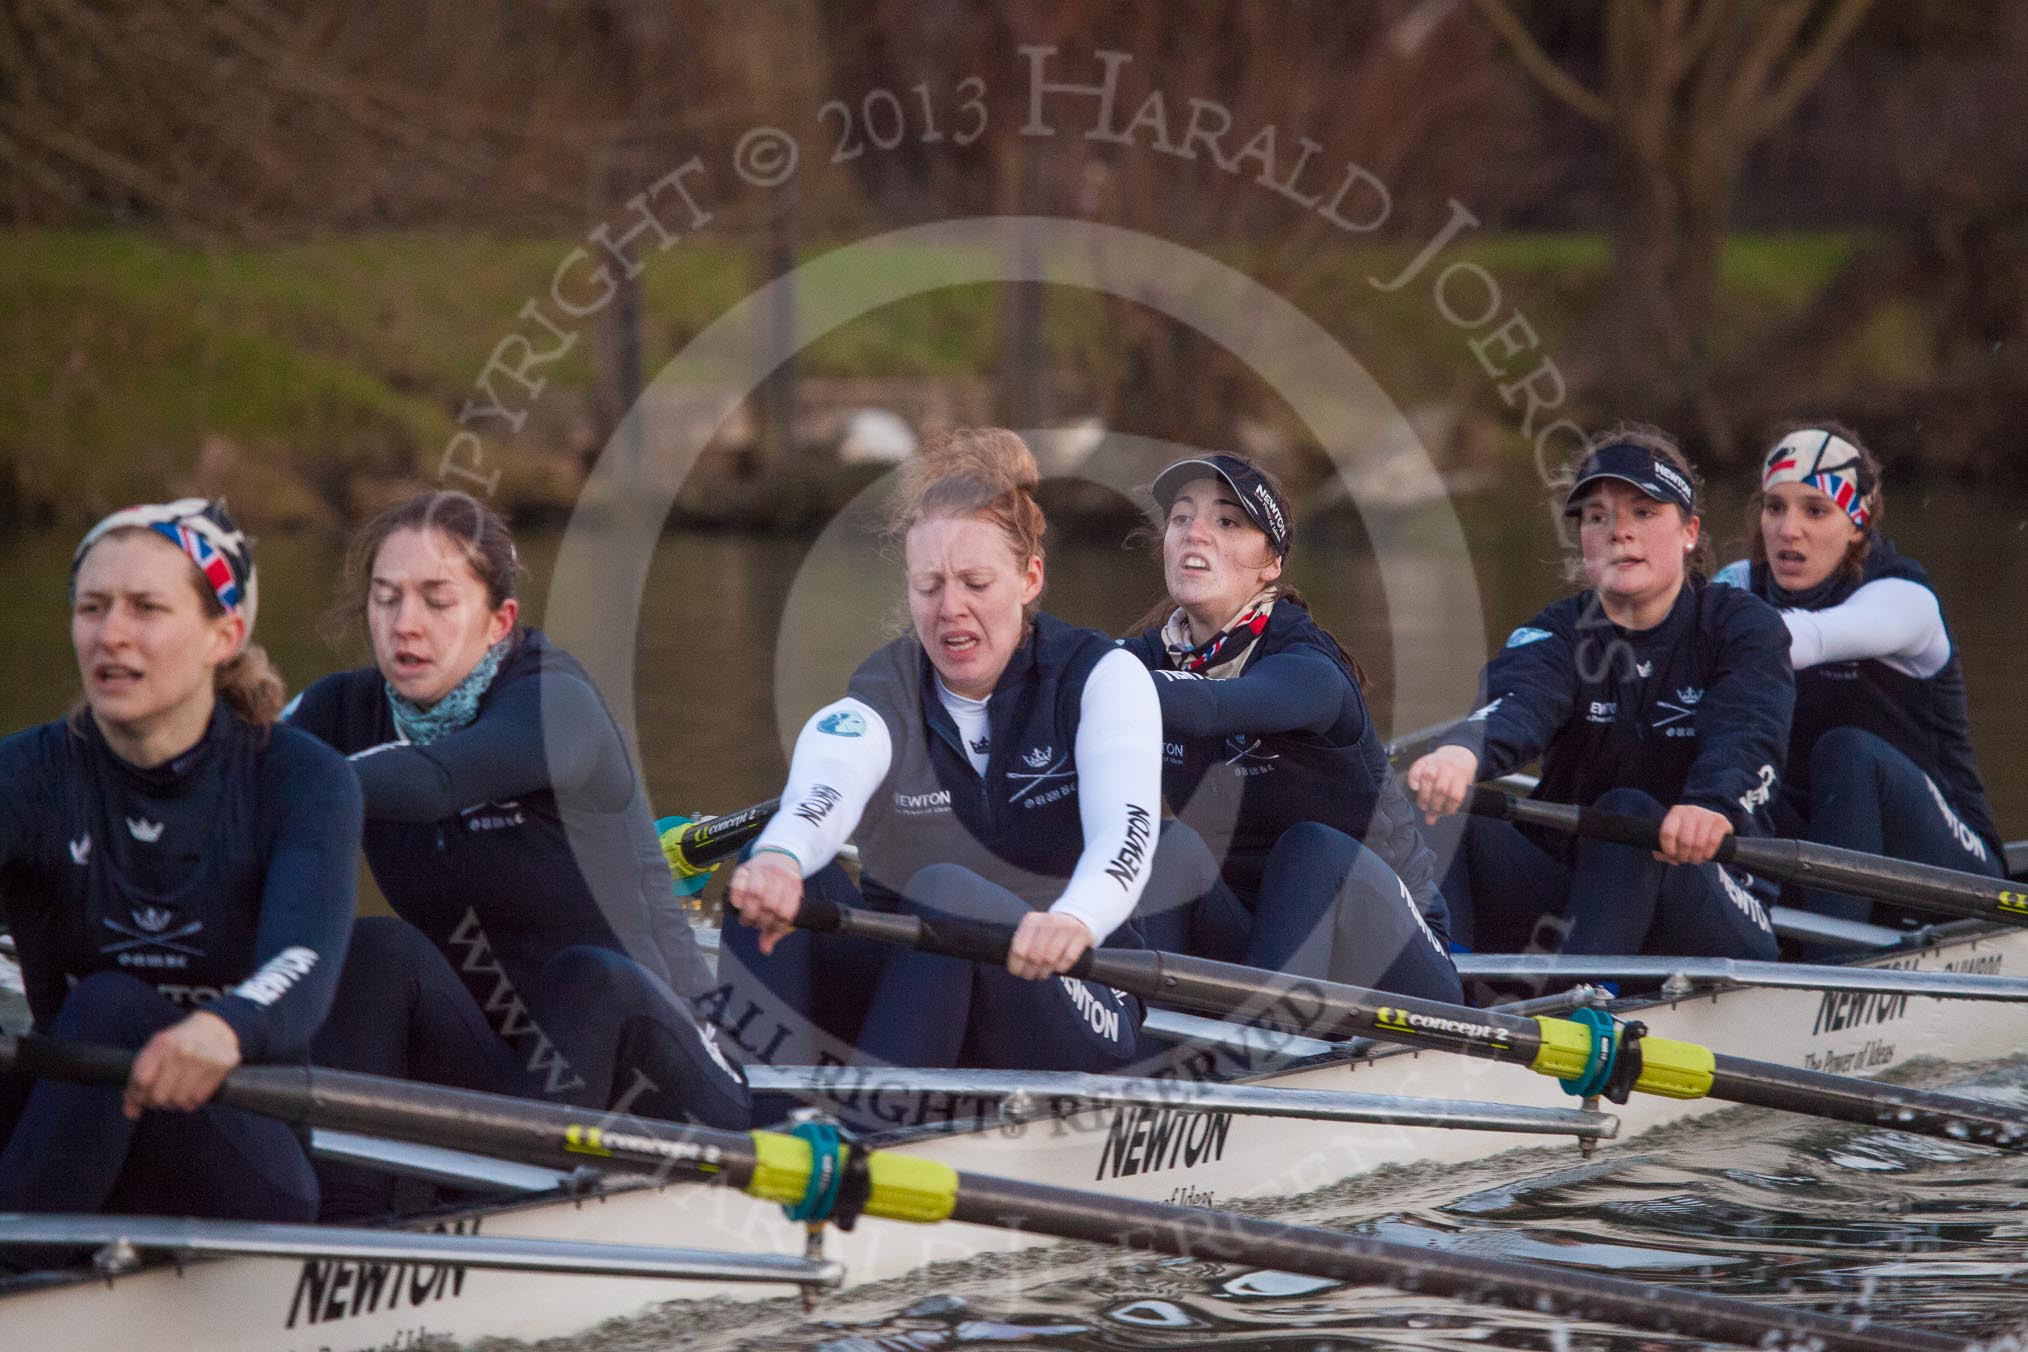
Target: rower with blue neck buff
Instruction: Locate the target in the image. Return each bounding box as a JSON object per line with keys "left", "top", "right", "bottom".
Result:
{"left": 288, "top": 492, "right": 747, "bottom": 1156}
{"left": 0, "top": 499, "right": 359, "bottom": 1247}
{"left": 1119, "top": 454, "right": 1460, "bottom": 1002}
{"left": 1407, "top": 426, "right": 1794, "bottom": 965}
{"left": 1713, "top": 423, "right": 2001, "bottom": 935}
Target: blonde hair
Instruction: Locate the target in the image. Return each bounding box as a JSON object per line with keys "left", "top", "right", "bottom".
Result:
{"left": 891, "top": 428, "right": 1049, "bottom": 616}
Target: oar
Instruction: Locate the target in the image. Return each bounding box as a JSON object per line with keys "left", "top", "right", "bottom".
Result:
{"left": 0, "top": 1036, "right": 1961, "bottom": 1352}
{"left": 792, "top": 896, "right": 2028, "bottom": 1153}
{"left": 657, "top": 797, "right": 780, "bottom": 891}
{"left": 1465, "top": 788, "right": 2028, "bottom": 930}
{"left": 1383, "top": 715, "right": 1468, "bottom": 764}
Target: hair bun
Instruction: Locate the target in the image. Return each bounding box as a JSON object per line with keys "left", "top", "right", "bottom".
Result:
{"left": 890, "top": 427, "right": 1049, "bottom": 581}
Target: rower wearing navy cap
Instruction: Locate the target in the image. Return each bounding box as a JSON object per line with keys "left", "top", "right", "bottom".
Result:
{"left": 1715, "top": 422, "right": 2001, "bottom": 932}
{"left": 1407, "top": 426, "right": 1794, "bottom": 961}
{"left": 0, "top": 499, "right": 359, "bottom": 1244}
{"left": 1119, "top": 454, "right": 1460, "bottom": 1001}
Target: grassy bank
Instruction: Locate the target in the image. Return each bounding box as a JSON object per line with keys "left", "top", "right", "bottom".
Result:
{"left": 2, "top": 227, "right": 1861, "bottom": 528}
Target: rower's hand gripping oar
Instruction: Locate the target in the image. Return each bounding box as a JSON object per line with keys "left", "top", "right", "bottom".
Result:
{"left": 791, "top": 894, "right": 2028, "bottom": 1153}
{"left": 1465, "top": 787, "right": 2028, "bottom": 930}
{"left": 656, "top": 797, "right": 780, "bottom": 896}
{"left": 0, "top": 1034, "right": 1965, "bottom": 1352}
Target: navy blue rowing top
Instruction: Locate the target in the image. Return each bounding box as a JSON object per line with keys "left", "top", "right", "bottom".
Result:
{"left": 1121, "top": 604, "right": 1449, "bottom": 936}
{"left": 1444, "top": 576, "right": 1795, "bottom": 840}
{"left": 286, "top": 629, "right": 712, "bottom": 1012}
{"left": 1742, "top": 542, "right": 2000, "bottom": 856}
{"left": 0, "top": 705, "right": 360, "bottom": 1060}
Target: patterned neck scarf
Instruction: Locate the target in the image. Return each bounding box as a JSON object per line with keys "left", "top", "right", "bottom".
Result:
{"left": 386, "top": 636, "right": 512, "bottom": 745}
{"left": 1162, "top": 590, "right": 1277, "bottom": 679}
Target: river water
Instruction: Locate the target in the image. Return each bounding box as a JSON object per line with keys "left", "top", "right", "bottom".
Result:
{"left": 576, "top": 1061, "right": 2028, "bottom": 1351}
{"left": 5, "top": 471, "right": 2028, "bottom": 1345}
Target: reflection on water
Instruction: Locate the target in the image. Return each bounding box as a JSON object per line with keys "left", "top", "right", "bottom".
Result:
{"left": 568, "top": 1063, "right": 2028, "bottom": 1351}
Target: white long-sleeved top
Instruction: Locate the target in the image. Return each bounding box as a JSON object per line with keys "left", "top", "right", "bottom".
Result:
{"left": 753, "top": 647, "right": 1162, "bottom": 943}
{"left": 1714, "top": 560, "right": 1951, "bottom": 679}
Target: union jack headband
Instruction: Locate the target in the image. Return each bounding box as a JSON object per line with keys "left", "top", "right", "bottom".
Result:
{"left": 1761, "top": 429, "right": 1873, "bottom": 530}
{"left": 72, "top": 498, "right": 259, "bottom": 630}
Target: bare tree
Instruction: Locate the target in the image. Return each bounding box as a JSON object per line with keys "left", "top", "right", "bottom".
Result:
{"left": 1471, "top": 0, "right": 1873, "bottom": 457}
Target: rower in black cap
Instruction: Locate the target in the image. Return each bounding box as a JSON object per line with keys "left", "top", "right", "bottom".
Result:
{"left": 1119, "top": 454, "right": 1460, "bottom": 1001}
{"left": 1406, "top": 425, "right": 1795, "bottom": 965}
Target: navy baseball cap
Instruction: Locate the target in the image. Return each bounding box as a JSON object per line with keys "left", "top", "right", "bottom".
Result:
{"left": 1151, "top": 454, "right": 1292, "bottom": 557}
{"left": 1562, "top": 442, "right": 1697, "bottom": 516}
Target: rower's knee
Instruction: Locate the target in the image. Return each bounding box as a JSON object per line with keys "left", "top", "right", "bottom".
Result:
{"left": 52, "top": 970, "right": 174, "bottom": 1046}
{"left": 1593, "top": 786, "right": 1664, "bottom": 820}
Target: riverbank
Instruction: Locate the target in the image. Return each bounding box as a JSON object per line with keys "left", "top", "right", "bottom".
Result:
{"left": 5, "top": 227, "right": 1881, "bottom": 530}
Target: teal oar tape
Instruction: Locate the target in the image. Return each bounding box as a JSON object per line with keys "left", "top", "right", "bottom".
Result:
{"left": 656, "top": 815, "right": 713, "bottom": 897}
{"left": 1558, "top": 1005, "right": 1618, "bottom": 1099}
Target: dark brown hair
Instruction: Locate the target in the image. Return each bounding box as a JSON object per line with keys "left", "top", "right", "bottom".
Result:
{"left": 325, "top": 491, "right": 522, "bottom": 646}
{"left": 1562, "top": 422, "right": 1710, "bottom": 578}
{"left": 1745, "top": 419, "right": 1883, "bottom": 583}
{"left": 71, "top": 526, "right": 287, "bottom": 730}
{"left": 1125, "top": 457, "right": 1368, "bottom": 691}
{"left": 890, "top": 427, "right": 1049, "bottom": 618}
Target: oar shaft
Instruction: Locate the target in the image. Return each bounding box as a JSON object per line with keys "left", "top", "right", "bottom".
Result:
{"left": 1708, "top": 1056, "right": 2028, "bottom": 1149}
{"left": 945, "top": 1175, "right": 1960, "bottom": 1352}
{"left": 664, "top": 797, "right": 781, "bottom": 874}
{"left": 3, "top": 1034, "right": 763, "bottom": 1192}
{"left": 799, "top": 900, "right": 2028, "bottom": 1155}
{"left": 1470, "top": 789, "right": 2028, "bottom": 930}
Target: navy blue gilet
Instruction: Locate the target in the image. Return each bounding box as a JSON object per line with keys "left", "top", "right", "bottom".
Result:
{"left": 1747, "top": 542, "right": 2000, "bottom": 856}
{"left": 0, "top": 705, "right": 360, "bottom": 1060}
{"left": 1448, "top": 576, "right": 1795, "bottom": 844}
{"left": 845, "top": 613, "right": 1127, "bottom": 929}
{"left": 286, "top": 629, "right": 711, "bottom": 1007}
{"left": 1121, "top": 605, "right": 1448, "bottom": 931}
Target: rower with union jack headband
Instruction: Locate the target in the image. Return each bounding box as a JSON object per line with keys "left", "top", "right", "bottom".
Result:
{"left": 725, "top": 428, "right": 1162, "bottom": 1072}
{"left": 1406, "top": 425, "right": 1795, "bottom": 961}
{"left": 1714, "top": 422, "right": 2002, "bottom": 934}
{"left": 0, "top": 499, "right": 359, "bottom": 1243}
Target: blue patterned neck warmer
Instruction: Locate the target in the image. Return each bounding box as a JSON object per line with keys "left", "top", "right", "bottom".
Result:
{"left": 386, "top": 636, "right": 512, "bottom": 745}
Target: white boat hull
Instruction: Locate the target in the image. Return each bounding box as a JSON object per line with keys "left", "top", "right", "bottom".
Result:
{"left": 5, "top": 923, "right": 2024, "bottom": 1351}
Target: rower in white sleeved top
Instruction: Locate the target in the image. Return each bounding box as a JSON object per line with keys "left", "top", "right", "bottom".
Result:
{"left": 1715, "top": 424, "right": 2002, "bottom": 931}
{"left": 723, "top": 427, "right": 1165, "bottom": 1073}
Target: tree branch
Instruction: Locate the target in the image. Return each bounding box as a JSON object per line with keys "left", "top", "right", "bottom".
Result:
{"left": 1469, "top": 0, "right": 1612, "bottom": 124}
{"left": 1749, "top": 0, "right": 1874, "bottom": 142}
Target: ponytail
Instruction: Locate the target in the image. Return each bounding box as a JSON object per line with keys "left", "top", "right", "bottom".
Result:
{"left": 217, "top": 643, "right": 287, "bottom": 728}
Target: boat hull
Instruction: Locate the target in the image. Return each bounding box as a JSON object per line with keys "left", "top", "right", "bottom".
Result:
{"left": 5, "top": 922, "right": 2024, "bottom": 1351}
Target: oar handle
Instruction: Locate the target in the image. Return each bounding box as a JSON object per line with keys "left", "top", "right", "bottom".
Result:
{"left": 1466, "top": 788, "right": 1740, "bottom": 864}
{"left": 794, "top": 893, "right": 1097, "bottom": 976}
{"left": 2, "top": 1033, "right": 135, "bottom": 1087}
